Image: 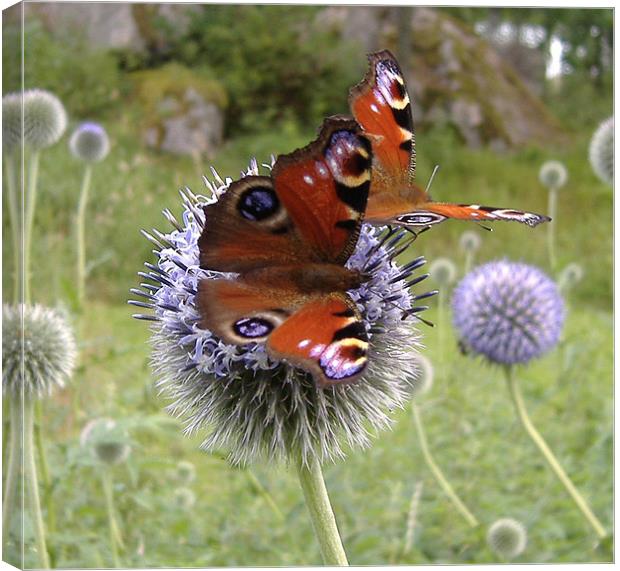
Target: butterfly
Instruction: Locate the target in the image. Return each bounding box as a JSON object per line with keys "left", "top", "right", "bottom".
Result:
{"left": 349, "top": 50, "right": 550, "bottom": 229}
{"left": 197, "top": 116, "right": 375, "bottom": 388}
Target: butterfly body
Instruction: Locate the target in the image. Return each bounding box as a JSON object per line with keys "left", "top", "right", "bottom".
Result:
{"left": 197, "top": 117, "right": 373, "bottom": 387}
{"left": 350, "top": 50, "right": 550, "bottom": 229}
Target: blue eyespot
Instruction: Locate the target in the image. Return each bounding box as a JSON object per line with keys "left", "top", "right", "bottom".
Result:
{"left": 234, "top": 317, "right": 274, "bottom": 339}
{"left": 238, "top": 187, "right": 279, "bottom": 221}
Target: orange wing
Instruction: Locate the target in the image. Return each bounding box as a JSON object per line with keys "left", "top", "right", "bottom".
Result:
{"left": 272, "top": 116, "right": 372, "bottom": 264}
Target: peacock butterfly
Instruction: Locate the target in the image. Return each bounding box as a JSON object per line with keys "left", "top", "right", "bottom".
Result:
{"left": 349, "top": 50, "right": 550, "bottom": 229}
{"left": 197, "top": 116, "right": 375, "bottom": 388}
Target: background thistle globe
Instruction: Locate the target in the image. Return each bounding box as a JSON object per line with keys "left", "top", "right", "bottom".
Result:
{"left": 70, "top": 122, "right": 111, "bottom": 162}
{"left": 81, "top": 418, "right": 131, "bottom": 465}
{"left": 23, "top": 89, "right": 67, "bottom": 149}
{"left": 539, "top": 160, "right": 568, "bottom": 190}
{"left": 429, "top": 257, "right": 457, "bottom": 286}
{"left": 459, "top": 230, "right": 481, "bottom": 254}
{"left": 411, "top": 354, "right": 434, "bottom": 396}
{"left": 487, "top": 518, "right": 527, "bottom": 559}
{"left": 175, "top": 460, "right": 196, "bottom": 484}
{"left": 173, "top": 487, "right": 197, "bottom": 510}
{"left": 2, "top": 92, "right": 23, "bottom": 154}
{"left": 452, "top": 260, "right": 565, "bottom": 365}
{"left": 132, "top": 160, "right": 431, "bottom": 466}
{"left": 557, "top": 262, "right": 584, "bottom": 293}
{"left": 589, "top": 117, "right": 613, "bottom": 187}
{"left": 2, "top": 304, "right": 77, "bottom": 397}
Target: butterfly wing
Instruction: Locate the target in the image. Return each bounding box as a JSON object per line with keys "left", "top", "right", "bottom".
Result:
{"left": 272, "top": 116, "right": 372, "bottom": 264}
{"left": 200, "top": 117, "right": 373, "bottom": 272}
{"left": 197, "top": 279, "right": 368, "bottom": 387}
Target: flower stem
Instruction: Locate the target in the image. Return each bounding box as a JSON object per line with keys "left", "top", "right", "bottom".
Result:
{"left": 4, "top": 153, "right": 21, "bottom": 303}
{"left": 76, "top": 165, "right": 92, "bottom": 308}
{"left": 3, "top": 395, "right": 22, "bottom": 546}
{"left": 547, "top": 187, "right": 558, "bottom": 270}
{"left": 411, "top": 403, "right": 479, "bottom": 527}
{"left": 503, "top": 366, "right": 606, "bottom": 539}
{"left": 24, "top": 150, "right": 40, "bottom": 304}
{"left": 296, "top": 456, "right": 348, "bottom": 566}
{"left": 24, "top": 396, "right": 51, "bottom": 568}
{"left": 102, "top": 470, "right": 124, "bottom": 567}
{"left": 34, "top": 401, "right": 57, "bottom": 544}
{"left": 246, "top": 469, "right": 285, "bottom": 521}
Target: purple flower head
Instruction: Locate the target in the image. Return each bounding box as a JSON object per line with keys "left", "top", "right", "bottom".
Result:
{"left": 452, "top": 260, "right": 565, "bottom": 365}
{"left": 130, "top": 159, "right": 435, "bottom": 466}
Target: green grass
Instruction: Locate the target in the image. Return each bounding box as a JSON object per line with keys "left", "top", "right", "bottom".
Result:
{"left": 2, "top": 98, "right": 613, "bottom": 566}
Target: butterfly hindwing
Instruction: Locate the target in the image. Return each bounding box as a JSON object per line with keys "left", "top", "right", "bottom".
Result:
{"left": 272, "top": 116, "right": 373, "bottom": 264}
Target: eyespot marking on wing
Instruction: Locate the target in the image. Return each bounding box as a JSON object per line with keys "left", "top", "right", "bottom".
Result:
{"left": 238, "top": 186, "right": 280, "bottom": 221}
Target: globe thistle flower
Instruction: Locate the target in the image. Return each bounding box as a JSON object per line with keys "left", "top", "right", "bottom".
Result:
{"left": 130, "top": 160, "right": 434, "bottom": 466}
{"left": 429, "top": 257, "right": 457, "bottom": 287}
{"left": 589, "top": 117, "right": 613, "bottom": 187}
{"left": 452, "top": 260, "right": 565, "bottom": 365}
{"left": 22, "top": 89, "right": 67, "bottom": 149}
{"left": 538, "top": 160, "right": 568, "bottom": 190}
{"left": 2, "top": 304, "right": 77, "bottom": 398}
{"left": 487, "top": 518, "right": 527, "bottom": 559}
{"left": 173, "top": 487, "right": 196, "bottom": 510}
{"left": 459, "top": 230, "right": 481, "bottom": 254}
{"left": 175, "top": 460, "right": 196, "bottom": 484}
{"left": 81, "top": 418, "right": 131, "bottom": 465}
{"left": 69, "top": 122, "right": 111, "bottom": 163}
{"left": 2, "top": 92, "right": 23, "bottom": 154}
{"left": 411, "top": 354, "right": 434, "bottom": 396}
{"left": 557, "top": 262, "right": 584, "bottom": 293}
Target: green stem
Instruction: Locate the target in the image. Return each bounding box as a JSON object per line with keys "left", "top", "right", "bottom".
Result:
{"left": 24, "top": 396, "right": 51, "bottom": 568}
{"left": 411, "top": 404, "right": 479, "bottom": 527}
{"left": 246, "top": 469, "right": 285, "bottom": 521}
{"left": 296, "top": 456, "right": 348, "bottom": 566}
{"left": 547, "top": 187, "right": 558, "bottom": 270}
{"left": 3, "top": 395, "right": 22, "bottom": 545}
{"left": 102, "top": 470, "right": 123, "bottom": 567}
{"left": 464, "top": 251, "right": 474, "bottom": 277}
{"left": 504, "top": 366, "right": 606, "bottom": 539}
{"left": 76, "top": 165, "right": 92, "bottom": 308}
{"left": 4, "top": 153, "right": 21, "bottom": 304}
{"left": 34, "top": 401, "right": 57, "bottom": 543}
{"left": 24, "top": 150, "right": 40, "bottom": 304}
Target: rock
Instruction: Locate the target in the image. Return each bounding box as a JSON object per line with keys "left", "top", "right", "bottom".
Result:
{"left": 316, "top": 6, "right": 565, "bottom": 149}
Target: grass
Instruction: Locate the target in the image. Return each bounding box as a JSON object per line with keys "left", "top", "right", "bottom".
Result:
{"left": 2, "top": 94, "right": 613, "bottom": 566}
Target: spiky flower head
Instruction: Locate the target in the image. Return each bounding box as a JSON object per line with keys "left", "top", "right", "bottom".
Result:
{"left": 173, "top": 487, "right": 196, "bottom": 510}
{"left": 3, "top": 92, "right": 23, "bottom": 154}
{"left": 175, "top": 460, "right": 196, "bottom": 484}
{"left": 130, "top": 160, "right": 434, "bottom": 466}
{"left": 459, "top": 230, "right": 482, "bottom": 254}
{"left": 2, "top": 304, "right": 77, "bottom": 398}
{"left": 452, "top": 260, "right": 564, "bottom": 365}
{"left": 538, "top": 160, "right": 568, "bottom": 190}
{"left": 80, "top": 418, "right": 131, "bottom": 465}
{"left": 589, "top": 117, "right": 613, "bottom": 187}
{"left": 22, "top": 89, "right": 67, "bottom": 150}
{"left": 429, "top": 257, "right": 457, "bottom": 287}
{"left": 487, "top": 518, "right": 527, "bottom": 559}
{"left": 411, "top": 354, "right": 434, "bottom": 396}
{"left": 69, "top": 122, "right": 110, "bottom": 163}
{"left": 557, "top": 262, "right": 584, "bottom": 293}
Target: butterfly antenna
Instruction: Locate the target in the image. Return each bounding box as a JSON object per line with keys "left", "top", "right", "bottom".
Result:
{"left": 426, "top": 165, "right": 440, "bottom": 195}
{"left": 477, "top": 223, "right": 494, "bottom": 232}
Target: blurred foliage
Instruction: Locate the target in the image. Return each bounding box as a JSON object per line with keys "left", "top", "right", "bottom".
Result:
{"left": 3, "top": 19, "right": 123, "bottom": 117}
{"left": 118, "top": 5, "right": 364, "bottom": 134}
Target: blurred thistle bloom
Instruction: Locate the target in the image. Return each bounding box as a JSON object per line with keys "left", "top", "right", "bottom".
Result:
{"left": 81, "top": 418, "right": 131, "bottom": 465}
{"left": 131, "top": 160, "right": 433, "bottom": 466}
{"left": 538, "top": 160, "right": 568, "bottom": 190}
{"left": 557, "top": 262, "right": 584, "bottom": 293}
{"left": 173, "top": 487, "right": 196, "bottom": 510}
{"left": 22, "top": 89, "right": 67, "bottom": 150}
{"left": 589, "top": 116, "right": 614, "bottom": 187}
{"left": 69, "top": 121, "right": 111, "bottom": 163}
{"left": 487, "top": 518, "right": 527, "bottom": 559}
{"left": 411, "top": 354, "right": 434, "bottom": 396}
{"left": 452, "top": 260, "right": 565, "bottom": 365}
{"left": 175, "top": 460, "right": 196, "bottom": 484}
{"left": 2, "top": 304, "right": 77, "bottom": 398}
{"left": 2, "top": 92, "right": 23, "bottom": 153}
{"left": 459, "top": 230, "right": 481, "bottom": 254}
{"left": 429, "top": 257, "right": 457, "bottom": 287}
